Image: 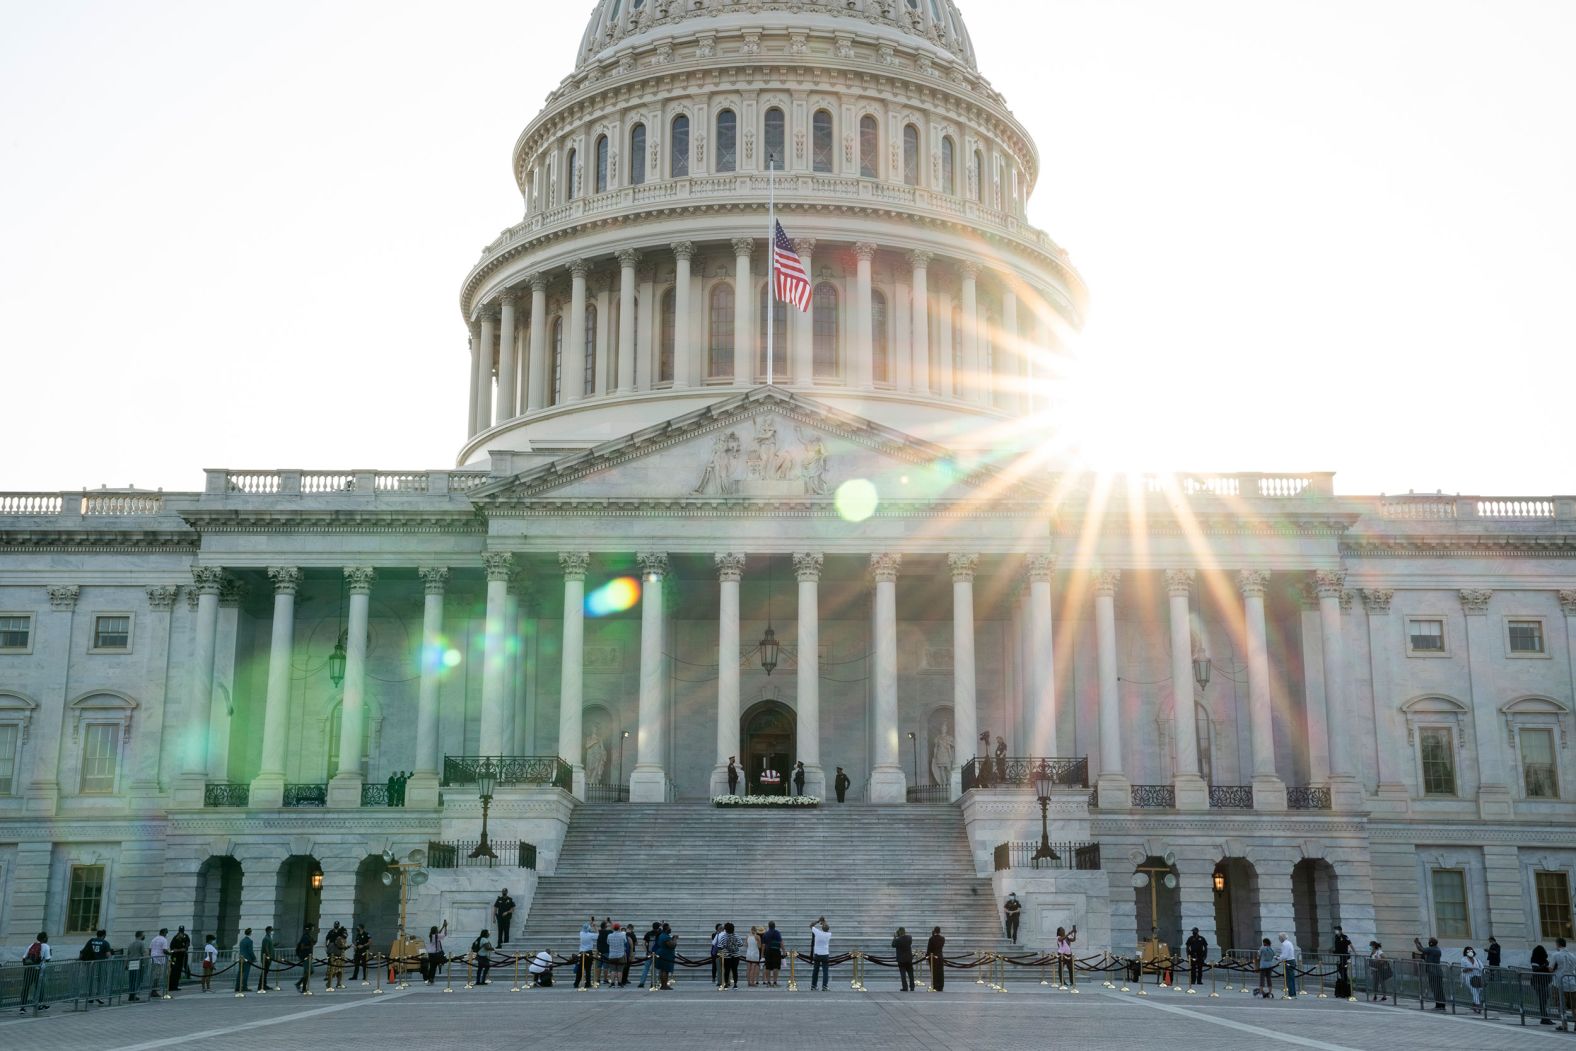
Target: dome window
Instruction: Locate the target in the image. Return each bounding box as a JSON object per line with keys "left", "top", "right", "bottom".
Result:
{"left": 757, "top": 283, "right": 788, "bottom": 381}
{"left": 763, "top": 108, "right": 785, "bottom": 171}
{"left": 629, "top": 124, "right": 647, "bottom": 186}
{"left": 859, "top": 116, "right": 879, "bottom": 179}
{"left": 974, "top": 148, "right": 985, "bottom": 203}
{"left": 716, "top": 110, "right": 738, "bottom": 174}
{"left": 812, "top": 283, "right": 840, "bottom": 380}
{"left": 812, "top": 110, "right": 834, "bottom": 174}
{"left": 708, "top": 283, "right": 735, "bottom": 380}
{"left": 658, "top": 288, "right": 677, "bottom": 384}
{"left": 902, "top": 124, "right": 920, "bottom": 187}
{"left": 872, "top": 290, "right": 891, "bottom": 386}
{"left": 566, "top": 147, "right": 579, "bottom": 201}
{"left": 941, "top": 136, "right": 956, "bottom": 195}
{"left": 671, "top": 115, "right": 690, "bottom": 178}
{"left": 549, "top": 317, "right": 564, "bottom": 406}
{"left": 594, "top": 135, "right": 610, "bottom": 194}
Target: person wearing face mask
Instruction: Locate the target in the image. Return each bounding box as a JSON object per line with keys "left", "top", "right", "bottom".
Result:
{"left": 1460, "top": 945, "right": 1485, "bottom": 1014}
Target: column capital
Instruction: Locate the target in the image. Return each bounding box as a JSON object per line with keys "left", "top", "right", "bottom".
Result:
{"left": 793, "top": 552, "right": 824, "bottom": 582}
{"left": 907, "top": 249, "right": 933, "bottom": 270}
{"left": 730, "top": 237, "right": 755, "bottom": 258}
{"left": 146, "top": 585, "right": 181, "bottom": 611}
{"left": 558, "top": 552, "right": 591, "bottom": 580}
{"left": 671, "top": 241, "right": 696, "bottom": 261}
{"left": 616, "top": 248, "right": 641, "bottom": 269}
{"left": 418, "top": 567, "right": 450, "bottom": 595}
{"left": 792, "top": 237, "right": 817, "bottom": 256}
{"left": 482, "top": 553, "right": 514, "bottom": 582}
{"left": 1362, "top": 588, "right": 1394, "bottom": 614}
{"left": 1559, "top": 589, "right": 1576, "bottom": 617}
{"left": 959, "top": 260, "right": 980, "bottom": 280}
{"left": 47, "top": 585, "right": 81, "bottom": 611}
{"left": 191, "top": 566, "right": 224, "bottom": 595}
{"left": 1314, "top": 569, "right": 1346, "bottom": 598}
{"left": 947, "top": 553, "right": 978, "bottom": 582}
{"left": 1459, "top": 588, "right": 1493, "bottom": 615}
{"left": 637, "top": 552, "right": 670, "bottom": 578}
{"left": 1164, "top": 569, "right": 1195, "bottom": 596}
{"left": 568, "top": 258, "right": 590, "bottom": 279}
{"left": 266, "top": 566, "right": 302, "bottom": 595}
{"left": 715, "top": 552, "right": 746, "bottom": 582}
{"left": 529, "top": 272, "right": 550, "bottom": 293}
{"left": 1093, "top": 568, "right": 1121, "bottom": 596}
{"left": 853, "top": 242, "right": 879, "bottom": 262}
{"left": 219, "top": 578, "right": 244, "bottom": 607}
{"left": 344, "top": 566, "right": 376, "bottom": 593}
{"left": 478, "top": 307, "right": 500, "bottom": 323}
{"left": 496, "top": 288, "right": 520, "bottom": 305}
{"left": 870, "top": 552, "right": 901, "bottom": 582}
{"left": 1237, "top": 569, "right": 1270, "bottom": 598}
{"left": 1025, "top": 553, "right": 1055, "bottom": 583}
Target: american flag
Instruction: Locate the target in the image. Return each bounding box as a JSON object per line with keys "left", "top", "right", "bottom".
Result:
{"left": 772, "top": 221, "right": 812, "bottom": 311}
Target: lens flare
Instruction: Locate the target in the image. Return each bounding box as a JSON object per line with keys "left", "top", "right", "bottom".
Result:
{"left": 586, "top": 576, "right": 641, "bottom": 617}
{"left": 442, "top": 648, "right": 463, "bottom": 668}
{"left": 835, "top": 478, "right": 879, "bottom": 522}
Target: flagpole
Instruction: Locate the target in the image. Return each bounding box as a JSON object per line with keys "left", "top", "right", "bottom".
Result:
{"left": 766, "top": 158, "right": 775, "bottom": 387}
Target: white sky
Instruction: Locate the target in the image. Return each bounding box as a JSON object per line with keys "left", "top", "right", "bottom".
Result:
{"left": 2, "top": 1, "right": 1572, "bottom": 496}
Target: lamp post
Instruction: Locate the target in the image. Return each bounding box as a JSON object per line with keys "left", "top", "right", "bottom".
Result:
{"left": 379, "top": 849, "right": 430, "bottom": 989}
{"left": 906, "top": 732, "right": 918, "bottom": 785}
{"left": 1030, "top": 760, "right": 1059, "bottom": 865}
{"left": 469, "top": 756, "right": 498, "bottom": 861}
{"left": 618, "top": 730, "right": 629, "bottom": 794}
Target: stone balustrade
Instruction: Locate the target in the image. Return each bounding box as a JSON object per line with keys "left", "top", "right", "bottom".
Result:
{"left": 203, "top": 469, "right": 490, "bottom": 498}
{"left": 1378, "top": 494, "right": 1576, "bottom": 522}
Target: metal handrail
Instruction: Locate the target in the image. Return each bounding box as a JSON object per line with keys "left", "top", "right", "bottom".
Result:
{"left": 961, "top": 756, "right": 1089, "bottom": 791}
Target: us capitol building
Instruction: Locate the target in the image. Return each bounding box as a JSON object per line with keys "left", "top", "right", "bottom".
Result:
{"left": 3, "top": 0, "right": 1573, "bottom": 962}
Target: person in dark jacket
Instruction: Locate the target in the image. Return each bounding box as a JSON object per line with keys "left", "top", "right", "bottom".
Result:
{"left": 1531, "top": 942, "right": 1553, "bottom": 1023}
{"left": 793, "top": 762, "right": 806, "bottom": 797}
{"left": 994, "top": 736, "right": 1008, "bottom": 782}
{"left": 1331, "top": 926, "right": 1353, "bottom": 985}
{"left": 1185, "top": 927, "right": 1209, "bottom": 987}
{"left": 1414, "top": 936, "right": 1445, "bottom": 1009}
{"left": 892, "top": 927, "right": 915, "bottom": 991}
{"left": 762, "top": 922, "right": 784, "bottom": 987}
{"left": 655, "top": 926, "right": 677, "bottom": 991}
{"left": 834, "top": 767, "right": 850, "bottom": 803}
{"left": 596, "top": 920, "right": 613, "bottom": 986}
{"left": 169, "top": 926, "right": 191, "bottom": 990}
{"left": 925, "top": 927, "right": 946, "bottom": 991}
{"left": 727, "top": 757, "right": 739, "bottom": 795}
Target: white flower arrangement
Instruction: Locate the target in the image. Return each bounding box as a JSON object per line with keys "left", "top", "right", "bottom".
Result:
{"left": 712, "top": 794, "right": 820, "bottom": 807}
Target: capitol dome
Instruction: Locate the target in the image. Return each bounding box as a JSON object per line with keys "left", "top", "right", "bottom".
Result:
{"left": 457, "top": 0, "right": 1087, "bottom": 467}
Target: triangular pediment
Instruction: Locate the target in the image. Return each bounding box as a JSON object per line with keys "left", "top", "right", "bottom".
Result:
{"left": 472, "top": 388, "right": 1038, "bottom": 507}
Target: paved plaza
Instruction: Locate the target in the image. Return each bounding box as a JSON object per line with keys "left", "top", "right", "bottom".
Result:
{"left": 2, "top": 978, "right": 1564, "bottom": 1051}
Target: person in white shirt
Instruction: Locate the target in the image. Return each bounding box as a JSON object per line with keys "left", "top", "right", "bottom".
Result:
{"left": 1278, "top": 933, "right": 1299, "bottom": 998}
{"left": 809, "top": 919, "right": 833, "bottom": 992}
{"left": 19, "top": 931, "right": 51, "bottom": 1013}
{"left": 148, "top": 928, "right": 171, "bottom": 1000}
{"left": 200, "top": 935, "right": 219, "bottom": 992}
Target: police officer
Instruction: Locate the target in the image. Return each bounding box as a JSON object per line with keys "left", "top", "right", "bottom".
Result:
{"left": 494, "top": 889, "right": 516, "bottom": 946}
{"left": 834, "top": 767, "right": 851, "bottom": 803}
{"left": 1185, "top": 927, "right": 1209, "bottom": 987}
{"left": 168, "top": 926, "right": 191, "bottom": 990}
{"left": 351, "top": 924, "right": 372, "bottom": 982}
{"left": 257, "top": 926, "right": 276, "bottom": 991}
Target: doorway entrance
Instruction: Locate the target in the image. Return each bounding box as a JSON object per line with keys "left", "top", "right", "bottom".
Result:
{"left": 741, "top": 699, "right": 795, "bottom": 796}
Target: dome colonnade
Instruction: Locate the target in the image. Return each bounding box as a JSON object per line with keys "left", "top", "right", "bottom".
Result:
{"left": 457, "top": 0, "right": 1088, "bottom": 461}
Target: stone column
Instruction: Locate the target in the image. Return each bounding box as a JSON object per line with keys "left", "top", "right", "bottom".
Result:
{"left": 959, "top": 262, "right": 979, "bottom": 401}
{"left": 467, "top": 326, "right": 481, "bottom": 436}
{"left": 934, "top": 290, "right": 954, "bottom": 399}
{"left": 854, "top": 243, "right": 877, "bottom": 389}
{"left": 1315, "top": 570, "right": 1363, "bottom": 810}
{"left": 949, "top": 555, "right": 978, "bottom": 800}
{"left": 795, "top": 553, "right": 825, "bottom": 799}
{"left": 712, "top": 554, "right": 745, "bottom": 796}
{"left": 1362, "top": 588, "right": 1408, "bottom": 809}
{"left": 869, "top": 553, "right": 906, "bottom": 802}
{"left": 1165, "top": 570, "right": 1208, "bottom": 811}
{"left": 908, "top": 251, "right": 932, "bottom": 393}
{"left": 1094, "top": 569, "right": 1131, "bottom": 809}
{"left": 792, "top": 238, "right": 816, "bottom": 384}
{"left": 671, "top": 242, "right": 695, "bottom": 388}
{"left": 526, "top": 274, "right": 549, "bottom": 411}
{"left": 180, "top": 567, "right": 223, "bottom": 795}
{"left": 406, "top": 567, "right": 448, "bottom": 808}
{"left": 564, "top": 260, "right": 589, "bottom": 403}
{"left": 132, "top": 585, "right": 179, "bottom": 799}
{"left": 558, "top": 553, "right": 589, "bottom": 798}
{"left": 1001, "top": 287, "right": 1019, "bottom": 413}
{"left": 475, "top": 310, "right": 496, "bottom": 431}
{"left": 478, "top": 553, "right": 513, "bottom": 760}
{"left": 731, "top": 239, "right": 753, "bottom": 386}
{"left": 328, "top": 566, "right": 374, "bottom": 808}
{"left": 1460, "top": 588, "right": 1511, "bottom": 818}
{"left": 496, "top": 290, "right": 519, "bottom": 420}
{"left": 250, "top": 567, "right": 300, "bottom": 808}
{"left": 1026, "top": 554, "right": 1057, "bottom": 756}
{"left": 1239, "top": 570, "right": 1286, "bottom": 811}
{"left": 503, "top": 577, "right": 521, "bottom": 752}
{"left": 617, "top": 251, "right": 639, "bottom": 393}
{"left": 630, "top": 553, "right": 670, "bottom": 802}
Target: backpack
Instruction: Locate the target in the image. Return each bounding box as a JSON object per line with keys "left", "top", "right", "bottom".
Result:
{"left": 471, "top": 938, "right": 482, "bottom": 953}
{"left": 25, "top": 942, "right": 43, "bottom": 964}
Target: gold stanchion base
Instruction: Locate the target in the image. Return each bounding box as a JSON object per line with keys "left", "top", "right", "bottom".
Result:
{"left": 234, "top": 992, "right": 245, "bottom": 998}
{"left": 1136, "top": 988, "right": 1147, "bottom": 996}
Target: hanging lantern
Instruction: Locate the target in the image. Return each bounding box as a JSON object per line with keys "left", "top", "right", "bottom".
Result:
{"left": 1192, "top": 656, "right": 1211, "bottom": 692}
{"left": 328, "top": 629, "right": 348, "bottom": 688}
{"left": 759, "top": 625, "right": 780, "bottom": 675}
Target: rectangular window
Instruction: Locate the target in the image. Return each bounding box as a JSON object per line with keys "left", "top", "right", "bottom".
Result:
{"left": 0, "top": 614, "right": 30, "bottom": 651}
{"left": 1508, "top": 619, "right": 1545, "bottom": 655}
{"left": 1521, "top": 728, "right": 1558, "bottom": 798}
{"left": 80, "top": 724, "right": 120, "bottom": 794}
{"left": 1430, "top": 868, "right": 1470, "bottom": 939}
{"left": 1536, "top": 871, "right": 1574, "bottom": 940}
{"left": 92, "top": 615, "right": 130, "bottom": 651}
{"left": 1408, "top": 618, "right": 1445, "bottom": 654}
{"left": 0, "top": 724, "right": 17, "bottom": 795}
{"left": 1419, "top": 727, "right": 1456, "bottom": 796}
{"left": 66, "top": 864, "right": 105, "bottom": 934}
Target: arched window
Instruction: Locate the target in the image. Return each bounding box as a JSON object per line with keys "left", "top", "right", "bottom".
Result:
{"left": 757, "top": 283, "right": 787, "bottom": 380}
{"left": 812, "top": 282, "right": 839, "bottom": 379}
{"left": 594, "top": 135, "right": 609, "bottom": 193}
{"left": 629, "top": 123, "right": 647, "bottom": 185}
{"left": 974, "top": 149, "right": 985, "bottom": 203}
{"left": 902, "top": 124, "right": 919, "bottom": 186}
{"left": 584, "top": 303, "right": 598, "bottom": 397}
{"left": 708, "top": 283, "right": 735, "bottom": 380}
{"left": 941, "top": 136, "right": 956, "bottom": 195}
{"left": 565, "top": 147, "right": 579, "bottom": 200}
{"left": 715, "top": 109, "right": 737, "bottom": 173}
{"left": 763, "top": 107, "right": 785, "bottom": 170}
{"left": 871, "top": 290, "right": 891, "bottom": 385}
{"left": 549, "top": 317, "right": 564, "bottom": 406}
{"left": 812, "top": 109, "right": 834, "bottom": 173}
{"left": 859, "top": 115, "right": 879, "bottom": 178}
{"left": 670, "top": 115, "right": 690, "bottom": 177}
{"left": 658, "top": 288, "right": 676, "bottom": 384}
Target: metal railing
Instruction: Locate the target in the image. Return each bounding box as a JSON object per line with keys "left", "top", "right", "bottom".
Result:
{"left": 587, "top": 783, "right": 629, "bottom": 803}
{"left": 1209, "top": 785, "right": 1254, "bottom": 809}
{"left": 1286, "top": 786, "right": 1333, "bottom": 810}
{"left": 993, "top": 840, "right": 1102, "bottom": 871}
{"left": 960, "top": 756, "right": 1089, "bottom": 791}
{"left": 906, "top": 784, "right": 951, "bottom": 803}
{"left": 360, "top": 782, "right": 410, "bottom": 807}
{"left": 1130, "top": 784, "right": 1176, "bottom": 808}
{"left": 442, "top": 755, "right": 573, "bottom": 790}
{"left": 203, "top": 782, "right": 250, "bottom": 807}
{"left": 282, "top": 783, "right": 327, "bottom": 808}
{"left": 426, "top": 839, "right": 537, "bottom": 870}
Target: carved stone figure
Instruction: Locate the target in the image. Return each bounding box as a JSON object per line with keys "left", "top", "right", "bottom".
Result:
{"left": 584, "top": 731, "right": 608, "bottom": 785}
{"left": 930, "top": 728, "right": 955, "bottom": 787}
{"left": 798, "top": 429, "right": 829, "bottom": 495}
{"left": 753, "top": 416, "right": 794, "bottom": 479}
{"left": 694, "top": 431, "right": 742, "bottom": 495}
